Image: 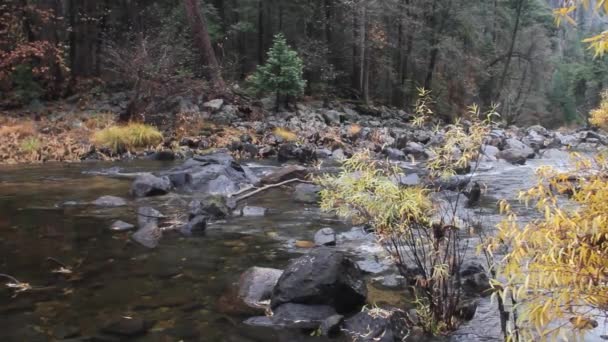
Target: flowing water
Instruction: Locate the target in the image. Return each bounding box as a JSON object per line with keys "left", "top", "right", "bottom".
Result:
{"left": 0, "top": 152, "right": 599, "bottom": 341}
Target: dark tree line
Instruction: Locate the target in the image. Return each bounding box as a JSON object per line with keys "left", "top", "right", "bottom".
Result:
{"left": 2, "top": 0, "right": 608, "bottom": 126}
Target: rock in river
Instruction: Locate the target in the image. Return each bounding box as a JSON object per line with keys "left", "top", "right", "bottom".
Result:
{"left": 293, "top": 183, "right": 321, "bottom": 204}
{"left": 130, "top": 173, "right": 172, "bottom": 197}
{"left": 314, "top": 227, "right": 336, "bottom": 246}
{"left": 245, "top": 303, "right": 337, "bottom": 330}
{"left": 92, "top": 195, "right": 127, "bottom": 207}
{"left": 342, "top": 308, "right": 410, "bottom": 342}
{"left": 101, "top": 317, "right": 149, "bottom": 337}
{"left": 271, "top": 247, "right": 367, "bottom": 313}
{"left": 238, "top": 267, "right": 283, "bottom": 312}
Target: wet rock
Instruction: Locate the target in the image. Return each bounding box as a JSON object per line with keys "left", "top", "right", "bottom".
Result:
{"left": 342, "top": 308, "right": 410, "bottom": 342}
{"left": 356, "top": 256, "right": 392, "bottom": 275}
{"left": 203, "top": 99, "right": 224, "bottom": 111}
{"left": 504, "top": 138, "right": 534, "bottom": 157}
{"left": 261, "top": 165, "right": 308, "bottom": 184}
{"left": 189, "top": 196, "right": 230, "bottom": 219}
{"left": 278, "top": 143, "right": 316, "bottom": 163}
{"left": 168, "top": 172, "right": 190, "bottom": 188}
{"left": 245, "top": 303, "right": 337, "bottom": 330}
{"left": 92, "top": 195, "right": 127, "bottom": 207}
{"left": 131, "top": 225, "right": 162, "bottom": 248}
{"left": 496, "top": 148, "right": 528, "bottom": 165}
{"left": 319, "top": 314, "right": 344, "bottom": 337}
{"left": 137, "top": 207, "right": 164, "bottom": 228}
{"left": 466, "top": 182, "right": 481, "bottom": 207}
{"left": 101, "top": 317, "right": 149, "bottom": 337}
{"left": 150, "top": 150, "right": 175, "bottom": 161}
{"left": 109, "top": 220, "right": 135, "bottom": 232}
{"left": 460, "top": 262, "right": 491, "bottom": 296}
{"left": 383, "top": 147, "right": 405, "bottom": 160}
{"left": 238, "top": 267, "right": 283, "bottom": 312}
{"left": 556, "top": 132, "right": 579, "bottom": 146}
{"left": 130, "top": 174, "right": 172, "bottom": 197}
{"left": 180, "top": 215, "right": 207, "bottom": 235}
{"left": 242, "top": 206, "right": 267, "bottom": 217}
{"left": 540, "top": 148, "right": 570, "bottom": 160}
{"left": 314, "top": 228, "right": 336, "bottom": 246}
{"left": 337, "top": 226, "right": 372, "bottom": 242}
{"left": 271, "top": 247, "right": 367, "bottom": 313}
{"left": 293, "top": 183, "right": 321, "bottom": 204}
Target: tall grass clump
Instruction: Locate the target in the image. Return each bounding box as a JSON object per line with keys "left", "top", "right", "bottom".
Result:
{"left": 93, "top": 123, "right": 163, "bottom": 153}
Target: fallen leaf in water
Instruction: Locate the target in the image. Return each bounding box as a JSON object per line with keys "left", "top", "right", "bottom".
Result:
{"left": 295, "top": 240, "right": 315, "bottom": 248}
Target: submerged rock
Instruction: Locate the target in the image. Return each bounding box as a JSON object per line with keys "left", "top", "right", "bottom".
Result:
{"left": 242, "top": 206, "right": 267, "bottom": 217}
{"left": 497, "top": 148, "right": 528, "bottom": 165}
{"left": 180, "top": 215, "right": 207, "bottom": 235}
{"left": 130, "top": 174, "right": 172, "bottom": 197}
{"left": 271, "top": 247, "right": 367, "bottom": 313}
{"left": 109, "top": 220, "right": 135, "bottom": 232}
{"left": 244, "top": 303, "right": 337, "bottom": 330}
{"left": 293, "top": 183, "right": 321, "bottom": 204}
{"left": 188, "top": 196, "right": 230, "bottom": 219}
{"left": 261, "top": 165, "right": 308, "bottom": 184}
{"left": 92, "top": 195, "right": 127, "bottom": 207}
{"left": 101, "top": 317, "right": 149, "bottom": 337}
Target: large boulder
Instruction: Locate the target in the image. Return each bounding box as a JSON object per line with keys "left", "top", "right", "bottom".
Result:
{"left": 503, "top": 138, "right": 534, "bottom": 157}
{"left": 270, "top": 247, "right": 367, "bottom": 313}
{"left": 164, "top": 152, "right": 258, "bottom": 196}
{"left": 130, "top": 174, "right": 172, "bottom": 197}
{"left": 497, "top": 148, "right": 528, "bottom": 165}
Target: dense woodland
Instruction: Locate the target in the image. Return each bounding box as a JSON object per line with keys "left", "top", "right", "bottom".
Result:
{"left": 2, "top": 1, "right": 608, "bottom": 125}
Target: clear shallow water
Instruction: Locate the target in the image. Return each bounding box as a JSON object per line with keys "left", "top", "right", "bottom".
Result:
{"left": 0, "top": 152, "right": 595, "bottom": 341}
{"left": 0, "top": 161, "right": 354, "bottom": 341}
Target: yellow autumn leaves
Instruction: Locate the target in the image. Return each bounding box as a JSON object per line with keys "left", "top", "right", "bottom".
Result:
{"left": 554, "top": 0, "right": 608, "bottom": 57}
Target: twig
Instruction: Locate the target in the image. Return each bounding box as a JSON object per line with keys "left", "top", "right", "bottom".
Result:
{"left": 235, "top": 178, "right": 313, "bottom": 202}
{"left": 228, "top": 184, "right": 255, "bottom": 198}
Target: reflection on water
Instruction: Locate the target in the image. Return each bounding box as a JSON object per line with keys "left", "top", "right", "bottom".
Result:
{"left": 0, "top": 153, "right": 581, "bottom": 341}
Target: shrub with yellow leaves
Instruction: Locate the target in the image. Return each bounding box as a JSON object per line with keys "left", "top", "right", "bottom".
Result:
{"left": 554, "top": 0, "right": 608, "bottom": 57}
{"left": 589, "top": 90, "right": 608, "bottom": 130}
{"left": 486, "top": 152, "right": 608, "bottom": 341}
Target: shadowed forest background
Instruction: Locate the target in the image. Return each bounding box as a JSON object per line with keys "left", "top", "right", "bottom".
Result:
{"left": 2, "top": 0, "right": 608, "bottom": 126}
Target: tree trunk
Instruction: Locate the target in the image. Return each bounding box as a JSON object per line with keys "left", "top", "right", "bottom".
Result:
{"left": 183, "top": 0, "right": 225, "bottom": 89}
{"left": 494, "top": 0, "right": 525, "bottom": 102}
{"left": 257, "top": 0, "right": 265, "bottom": 65}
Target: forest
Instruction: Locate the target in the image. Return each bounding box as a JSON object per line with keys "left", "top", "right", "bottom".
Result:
{"left": 2, "top": 0, "right": 608, "bottom": 125}
{"left": 2, "top": 1, "right": 608, "bottom": 342}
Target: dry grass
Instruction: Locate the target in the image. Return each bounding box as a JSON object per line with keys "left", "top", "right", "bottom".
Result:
{"left": 93, "top": 123, "right": 163, "bottom": 153}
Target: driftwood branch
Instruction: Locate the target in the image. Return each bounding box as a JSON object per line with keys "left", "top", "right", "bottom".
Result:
{"left": 235, "top": 178, "right": 314, "bottom": 202}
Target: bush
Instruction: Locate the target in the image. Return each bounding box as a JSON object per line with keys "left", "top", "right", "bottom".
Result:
{"left": 589, "top": 90, "right": 608, "bottom": 129}
{"left": 93, "top": 123, "right": 163, "bottom": 153}
{"left": 250, "top": 33, "right": 306, "bottom": 110}
{"left": 486, "top": 152, "right": 608, "bottom": 340}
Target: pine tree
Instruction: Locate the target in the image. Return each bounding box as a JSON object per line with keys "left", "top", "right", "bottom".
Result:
{"left": 251, "top": 33, "right": 306, "bottom": 110}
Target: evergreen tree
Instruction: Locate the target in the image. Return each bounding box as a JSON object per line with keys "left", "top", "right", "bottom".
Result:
{"left": 251, "top": 33, "right": 306, "bottom": 110}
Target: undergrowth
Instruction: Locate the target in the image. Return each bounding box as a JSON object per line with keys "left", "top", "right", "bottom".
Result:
{"left": 93, "top": 123, "right": 163, "bottom": 153}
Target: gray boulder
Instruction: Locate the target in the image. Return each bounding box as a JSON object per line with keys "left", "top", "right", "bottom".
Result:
{"left": 109, "top": 220, "right": 135, "bottom": 232}
{"left": 497, "top": 148, "right": 528, "bottom": 165}
{"left": 271, "top": 247, "right": 367, "bottom": 313}
{"left": 203, "top": 98, "right": 224, "bottom": 111}
{"left": 238, "top": 267, "right": 283, "bottom": 312}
